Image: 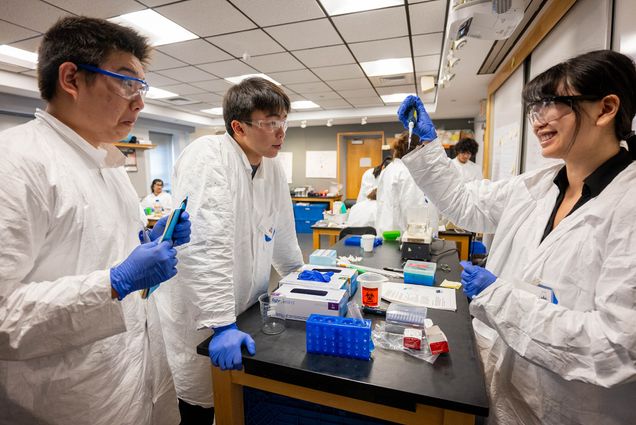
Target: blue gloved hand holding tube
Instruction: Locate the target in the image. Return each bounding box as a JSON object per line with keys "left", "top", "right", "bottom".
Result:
{"left": 209, "top": 323, "right": 256, "bottom": 370}
{"left": 397, "top": 95, "right": 437, "bottom": 142}
{"left": 110, "top": 240, "right": 178, "bottom": 300}
{"left": 147, "top": 211, "right": 191, "bottom": 246}
{"left": 460, "top": 261, "right": 497, "bottom": 299}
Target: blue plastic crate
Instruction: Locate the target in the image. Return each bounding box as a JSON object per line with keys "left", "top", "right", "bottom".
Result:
{"left": 306, "top": 314, "right": 374, "bottom": 361}
{"left": 293, "top": 203, "right": 329, "bottom": 221}
{"left": 295, "top": 219, "right": 316, "bottom": 234}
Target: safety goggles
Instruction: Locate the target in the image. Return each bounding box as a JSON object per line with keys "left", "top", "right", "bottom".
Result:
{"left": 77, "top": 63, "right": 149, "bottom": 99}
{"left": 525, "top": 95, "right": 600, "bottom": 126}
{"left": 244, "top": 119, "right": 288, "bottom": 133}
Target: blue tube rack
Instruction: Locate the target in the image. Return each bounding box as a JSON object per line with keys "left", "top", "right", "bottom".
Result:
{"left": 306, "top": 314, "right": 374, "bottom": 361}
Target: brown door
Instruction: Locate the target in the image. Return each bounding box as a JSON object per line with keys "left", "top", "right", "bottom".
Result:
{"left": 346, "top": 138, "right": 382, "bottom": 200}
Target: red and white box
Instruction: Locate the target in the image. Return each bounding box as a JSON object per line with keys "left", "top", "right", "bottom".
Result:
{"left": 426, "top": 325, "right": 449, "bottom": 355}
{"left": 403, "top": 328, "right": 422, "bottom": 350}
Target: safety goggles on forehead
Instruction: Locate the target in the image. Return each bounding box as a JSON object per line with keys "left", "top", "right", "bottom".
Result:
{"left": 77, "top": 63, "right": 149, "bottom": 99}
{"left": 244, "top": 119, "right": 288, "bottom": 133}
{"left": 525, "top": 95, "right": 600, "bottom": 126}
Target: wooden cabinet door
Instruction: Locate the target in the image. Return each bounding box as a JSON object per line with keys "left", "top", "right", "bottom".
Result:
{"left": 346, "top": 138, "right": 382, "bottom": 200}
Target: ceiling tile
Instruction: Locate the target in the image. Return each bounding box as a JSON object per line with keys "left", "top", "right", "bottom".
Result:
{"left": 409, "top": 0, "right": 446, "bottom": 35}
{"left": 349, "top": 37, "right": 411, "bottom": 62}
{"left": 206, "top": 29, "right": 284, "bottom": 58}
{"left": 412, "top": 33, "right": 443, "bottom": 57}
{"left": 155, "top": 0, "right": 256, "bottom": 38}
{"left": 283, "top": 91, "right": 306, "bottom": 102}
{"left": 9, "top": 36, "right": 42, "bottom": 53}
{"left": 420, "top": 90, "right": 436, "bottom": 103}
{"left": 285, "top": 81, "right": 331, "bottom": 93}
{"left": 326, "top": 78, "right": 373, "bottom": 90}
{"left": 178, "top": 102, "right": 208, "bottom": 112}
{"left": 312, "top": 64, "right": 364, "bottom": 81}
{"left": 349, "top": 97, "right": 384, "bottom": 107}
{"left": 191, "top": 79, "right": 234, "bottom": 92}
{"left": 268, "top": 69, "right": 319, "bottom": 85}
{"left": 145, "top": 72, "right": 180, "bottom": 86}
{"left": 0, "top": 62, "right": 29, "bottom": 73}
{"left": 247, "top": 53, "right": 304, "bottom": 73}
{"left": 265, "top": 19, "right": 341, "bottom": 51}
{"left": 156, "top": 66, "right": 216, "bottom": 83}
{"left": 320, "top": 98, "right": 352, "bottom": 109}
{"left": 148, "top": 51, "right": 187, "bottom": 71}
{"left": 197, "top": 59, "right": 258, "bottom": 78}
{"left": 415, "top": 55, "right": 440, "bottom": 73}
{"left": 0, "top": 0, "right": 69, "bottom": 32}
{"left": 339, "top": 88, "right": 378, "bottom": 99}
{"left": 21, "top": 69, "right": 38, "bottom": 77}
{"left": 159, "top": 83, "right": 207, "bottom": 95}
{"left": 0, "top": 21, "right": 39, "bottom": 45}
{"left": 291, "top": 45, "right": 355, "bottom": 68}
{"left": 157, "top": 39, "right": 232, "bottom": 65}
{"left": 376, "top": 84, "right": 416, "bottom": 95}
{"left": 137, "top": 0, "right": 178, "bottom": 6}
{"left": 45, "top": 0, "right": 145, "bottom": 18}
{"left": 188, "top": 92, "right": 224, "bottom": 104}
{"left": 306, "top": 91, "right": 342, "bottom": 101}
{"left": 231, "top": 0, "right": 324, "bottom": 26}
{"left": 333, "top": 7, "right": 407, "bottom": 43}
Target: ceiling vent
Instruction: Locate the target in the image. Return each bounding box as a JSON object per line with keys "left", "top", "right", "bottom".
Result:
{"left": 370, "top": 73, "right": 414, "bottom": 87}
{"left": 159, "top": 96, "right": 199, "bottom": 106}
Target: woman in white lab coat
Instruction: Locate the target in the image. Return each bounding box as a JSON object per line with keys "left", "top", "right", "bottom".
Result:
{"left": 356, "top": 157, "right": 392, "bottom": 203}
{"left": 141, "top": 178, "right": 173, "bottom": 211}
{"left": 346, "top": 188, "right": 378, "bottom": 227}
{"left": 398, "top": 50, "right": 636, "bottom": 425}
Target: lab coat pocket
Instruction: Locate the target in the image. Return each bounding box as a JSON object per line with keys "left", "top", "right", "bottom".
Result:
{"left": 253, "top": 214, "right": 276, "bottom": 286}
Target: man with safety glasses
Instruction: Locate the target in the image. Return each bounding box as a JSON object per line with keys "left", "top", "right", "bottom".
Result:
{"left": 154, "top": 77, "right": 304, "bottom": 423}
{"left": 0, "top": 16, "right": 189, "bottom": 425}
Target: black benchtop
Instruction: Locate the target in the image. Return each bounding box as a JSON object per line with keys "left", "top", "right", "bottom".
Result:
{"left": 197, "top": 239, "right": 489, "bottom": 417}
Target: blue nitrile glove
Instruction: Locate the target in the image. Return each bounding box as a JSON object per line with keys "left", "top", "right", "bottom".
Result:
{"left": 397, "top": 95, "right": 437, "bottom": 141}
{"left": 460, "top": 261, "right": 497, "bottom": 299}
{"left": 298, "top": 270, "right": 334, "bottom": 282}
{"left": 209, "top": 323, "right": 256, "bottom": 371}
{"left": 110, "top": 240, "right": 178, "bottom": 300}
{"left": 148, "top": 211, "right": 192, "bottom": 246}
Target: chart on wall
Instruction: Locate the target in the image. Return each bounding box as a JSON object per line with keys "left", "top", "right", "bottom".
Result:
{"left": 276, "top": 151, "right": 293, "bottom": 183}
{"left": 306, "top": 150, "right": 337, "bottom": 178}
{"left": 491, "top": 123, "right": 520, "bottom": 181}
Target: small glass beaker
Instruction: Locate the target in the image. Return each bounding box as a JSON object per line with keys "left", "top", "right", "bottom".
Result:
{"left": 258, "top": 293, "right": 286, "bottom": 335}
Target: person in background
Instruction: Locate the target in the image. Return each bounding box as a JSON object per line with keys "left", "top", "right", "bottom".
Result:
{"left": 346, "top": 188, "right": 378, "bottom": 227}
{"left": 375, "top": 131, "right": 438, "bottom": 234}
{"left": 452, "top": 137, "right": 483, "bottom": 182}
{"left": 397, "top": 49, "right": 636, "bottom": 425}
{"left": 356, "top": 156, "right": 392, "bottom": 203}
{"left": 155, "top": 77, "right": 304, "bottom": 424}
{"left": 0, "top": 16, "right": 191, "bottom": 425}
{"left": 141, "top": 178, "right": 173, "bottom": 212}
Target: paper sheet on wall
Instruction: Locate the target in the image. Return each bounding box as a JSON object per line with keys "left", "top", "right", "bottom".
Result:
{"left": 491, "top": 123, "right": 520, "bottom": 181}
{"left": 381, "top": 282, "right": 457, "bottom": 311}
{"left": 306, "top": 150, "right": 337, "bottom": 178}
{"left": 276, "top": 151, "right": 293, "bottom": 183}
{"left": 359, "top": 157, "right": 371, "bottom": 167}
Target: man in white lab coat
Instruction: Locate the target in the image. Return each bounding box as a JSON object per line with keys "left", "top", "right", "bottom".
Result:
{"left": 451, "top": 137, "right": 483, "bottom": 182}
{"left": 0, "top": 16, "right": 190, "bottom": 425}
{"left": 155, "top": 77, "right": 304, "bottom": 423}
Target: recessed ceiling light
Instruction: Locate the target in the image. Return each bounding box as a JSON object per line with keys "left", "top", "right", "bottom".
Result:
{"left": 200, "top": 107, "right": 223, "bottom": 115}
{"left": 381, "top": 93, "right": 414, "bottom": 104}
{"left": 109, "top": 10, "right": 198, "bottom": 47}
{"left": 0, "top": 45, "right": 38, "bottom": 69}
{"left": 326, "top": 119, "right": 333, "bottom": 127}
{"left": 300, "top": 120, "right": 307, "bottom": 128}
{"left": 291, "top": 100, "right": 320, "bottom": 109}
{"left": 360, "top": 58, "right": 412, "bottom": 77}
{"left": 146, "top": 87, "right": 179, "bottom": 99}
{"left": 319, "top": 0, "right": 402, "bottom": 16}
{"left": 224, "top": 73, "right": 281, "bottom": 85}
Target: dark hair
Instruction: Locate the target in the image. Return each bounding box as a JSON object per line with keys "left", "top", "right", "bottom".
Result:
{"left": 454, "top": 138, "right": 478, "bottom": 156}
{"left": 38, "top": 16, "right": 151, "bottom": 101}
{"left": 373, "top": 156, "right": 393, "bottom": 178}
{"left": 523, "top": 49, "right": 636, "bottom": 159}
{"left": 392, "top": 131, "right": 420, "bottom": 159}
{"left": 223, "top": 77, "right": 290, "bottom": 136}
{"left": 367, "top": 188, "right": 377, "bottom": 201}
{"left": 151, "top": 179, "right": 163, "bottom": 192}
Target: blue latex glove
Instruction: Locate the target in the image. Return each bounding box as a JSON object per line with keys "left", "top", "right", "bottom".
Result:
{"left": 298, "top": 270, "right": 334, "bottom": 282}
{"left": 460, "top": 261, "right": 497, "bottom": 299}
{"left": 209, "top": 323, "right": 256, "bottom": 371}
{"left": 110, "top": 240, "right": 178, "bottom": 300}
{"left": 397, "top": 95, "right": 437, "bottom": 141}
{"left": 148, "top": 211, "right": 192, "bottom": 246}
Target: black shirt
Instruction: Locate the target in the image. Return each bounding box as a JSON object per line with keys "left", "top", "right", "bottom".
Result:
{"left": 251, "top": 163, "right": 259, "bottom": 179}
{"left": 542, "top": 148, "right": 632, "bottom": 242}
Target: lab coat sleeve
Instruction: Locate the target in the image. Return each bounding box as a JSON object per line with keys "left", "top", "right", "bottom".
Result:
{"left": 470, "top": 207, "right": 636, "bottom": 387}
{"left": 402, "top": 140, "right": 514, "bottom": 233}
{"left": 272, "top": 166, "right": 304, "bottom": 276}
{"left": 0, "top": 170, "right": 125, "bottom": 361}
{"left": 173, "top": 143, "right": 237, "bottom": 329}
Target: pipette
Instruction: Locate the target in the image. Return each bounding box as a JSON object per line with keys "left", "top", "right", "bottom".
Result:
{"left": 407, "top": 108, "right": 417, "bottom": 150}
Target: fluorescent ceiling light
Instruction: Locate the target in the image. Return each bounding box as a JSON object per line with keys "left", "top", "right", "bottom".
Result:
{"left": 109, "top": 10, "right": 197, "bottom": 47}
{"left": 319, "top": 0, "right": 402, "bottom": 16}
{"left": 146, "top": 87, "right": 179, "bottom": 99}
{"left": 224, "top": 73, "right": 281, "bottom": 85}
{"left": 291, "top": 100, "right": 320, "bottom": 109}
{"left": 200, "top": 107, "right": 223, "bottom": 115}
{"left": 381, "top": 93, "right": 415, "bottom": 104}
{"left": 0, "top": 45, "right": 38, "bottom": 69}
{"left": 360, "top": 57, "right": 412, "bottom": 77}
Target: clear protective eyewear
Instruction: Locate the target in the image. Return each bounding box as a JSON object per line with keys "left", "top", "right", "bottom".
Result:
{"left": 77, "top": 63, "right": 150, "bottom": 99}
{"left": 244, "top": 119, "right": 288, "bottom": 133}
{"left": 526, "top": 95, "right": 600, "bottom": 126}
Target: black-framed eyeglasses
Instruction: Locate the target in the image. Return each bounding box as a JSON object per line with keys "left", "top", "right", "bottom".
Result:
{"left": 526, "top": 95, "right": 601, "bottom": 125}
{"left": 244, "top": 119, "right": 288, "bottom": 133}
{"left": 77, "top": 63, "right": 149, "bottom": 99}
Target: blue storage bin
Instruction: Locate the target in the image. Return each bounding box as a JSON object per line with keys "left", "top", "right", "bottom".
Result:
{"left": 306, "top": 314, "right": 373, "bottom": 360}
{"left": 294, "top": 219, "right": 315, "bottom": 234}
{"left": 293, "top": 203, "right": 329, "bottom": 221}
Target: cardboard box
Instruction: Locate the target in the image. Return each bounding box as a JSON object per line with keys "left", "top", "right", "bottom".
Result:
{"left": 426, "top": 325, "right": 449, "bottom": 355}
{"left": 280, "top": 265, "right": 358, "bottom": 297}
{"left": 309, "top": 249, "right": 337, "bottom": 266}
{"left": 403, "top": 328, "right": 422, "bottom": 350}
{"left": 404, "top": 260, "right": 437, "bottom": 286}
{"left": 270, "top": 284, "right": 347, "bottom": 322}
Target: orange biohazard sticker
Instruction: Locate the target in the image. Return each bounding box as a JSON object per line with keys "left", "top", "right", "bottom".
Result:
{"left": 362, "top": 287, "right": 379, "bottom": 307}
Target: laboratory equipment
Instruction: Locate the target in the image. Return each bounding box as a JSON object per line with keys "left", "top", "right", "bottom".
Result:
{"left": 280, "top": 265, "right": 358, "bottom": 297}
{"left": 403, "top": 260, "right": 437, "bottom": 286}
{"left": 360, "top": 234, "right": 375, "bottom": 252}
{"left": 258, "top": 293, "right": 286, "bottom": 335}
{"left": 309, "top": 249, "right": 337, "bottom": 266}
{"left": 358, "top": 272, "right": 388, "bottom": 308}
{"left": 401, "top": 205, "right": 433, "bottom": 261}
{"left": 306, "top": 314, "right": 373, "bottom": 360}
{"left": 270, "top": 284, "right": 347, "bottom": 321}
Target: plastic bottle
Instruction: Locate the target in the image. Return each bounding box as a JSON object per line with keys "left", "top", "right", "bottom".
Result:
{"left": 153, "top": 199, "right": 162, "bottom": 215}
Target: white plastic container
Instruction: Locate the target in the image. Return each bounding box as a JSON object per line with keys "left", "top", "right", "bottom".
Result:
{"left": 357, "top": 272, "right": 388, "bottom": 307}
{"left": 360, "top": 234, "right": 375, "bottom": 252}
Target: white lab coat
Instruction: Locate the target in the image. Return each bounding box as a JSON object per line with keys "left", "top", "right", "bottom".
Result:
{"left": 0, "top": 110, "right": 179, "bottom": 425}
{"left": 155, "top": 133, "right": 303, "bottom": 407}
{"left": 451, "top": 157, "right": 483, "bottom": 182}
{"left": 356, "top": 168, "right": 377, "bottom": 203}
{"left": 141, "top": 191, "right": 173, "bottom": 211}
{"left": 403, "top": 139, "right": 636, "bottom": 425}
{"left": 346, "top": 199, "right": 377, "bottom": 228}
{"left": 375, "top": 158, "right": 438, "bottom": 234}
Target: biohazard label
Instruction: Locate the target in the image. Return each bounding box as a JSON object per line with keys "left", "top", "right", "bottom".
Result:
{"left": 362, "top": 287, "right": 379, "bottom": 307}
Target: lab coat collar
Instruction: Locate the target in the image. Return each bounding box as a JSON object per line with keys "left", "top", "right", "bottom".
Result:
{"left": 225, "top": 132, "right": 266, "bottom": 179}
{"left": 35, "top": 109, "right": 126, "bottom": 169}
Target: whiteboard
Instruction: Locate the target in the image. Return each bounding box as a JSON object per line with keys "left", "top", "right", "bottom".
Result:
{"left": 306, "top": 150, "right": 337, "bottom": 178}
{"left": 276, "top": 151, "right": 293, "bottom": 184}
{"left": 613, "top": 0, "right": 636, "bottom": 135}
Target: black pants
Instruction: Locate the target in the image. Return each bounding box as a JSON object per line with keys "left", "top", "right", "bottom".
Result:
{"left": 178, "top": 399, "right": 214, "bottom": 425}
